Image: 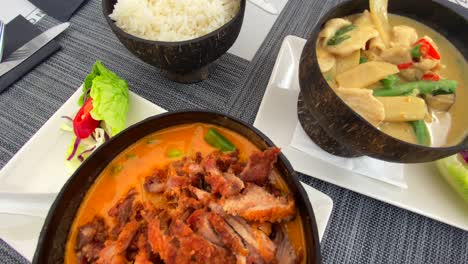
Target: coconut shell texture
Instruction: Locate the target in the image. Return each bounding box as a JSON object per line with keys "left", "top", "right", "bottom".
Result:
{"left": 298, "top": 0, "right": 467, "bottom": 163}
{"left": 102, "top": 0, "right": 246, "bottom": 83}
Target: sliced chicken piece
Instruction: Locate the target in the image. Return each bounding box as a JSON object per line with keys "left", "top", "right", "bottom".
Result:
{"left": 325, "top": 26, "right": 379, "bottom": 57}
{"left": 390, "top": 25, "right": 418, "bottom": 47}
{"left": 354, "top": 10, "right": 374, "bottom": 28}
{"left": 318, "top": 18, "right": 352, "bottom": 46}
{"left": 335, "top": 88, "right": 385, "bottom": 127}
{"left": 96, "top": 221, "right": 140, "bottom": 264}
{"left": 222, "top": 184, "right": 295, "bottom": 223}
{"left": 369, "top": 36, "right": 386, "bottom": 55}
{"left": 239, "top": 147, "right": 280, "bottom": 186}
{"left": 380, "top": 47, "right": 412, "bottom": 65}
{"left": 399, "top": 68, "right": 423, "bottom": 81}
{"left": 317, "top": 45, "right": 336, "bottom": 72}
{"left": 414, "top": 57, "right": 440, "bottom": 71}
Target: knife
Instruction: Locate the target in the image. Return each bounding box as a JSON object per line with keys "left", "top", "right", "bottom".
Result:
{"left": 249, "top": 0, "right": 279, "bottom": 15}
{"left": 0, "top": 20, "right": 5, "bottom": 62}
{"left": 0, "top": 22, "right": 69, "bottom": 77}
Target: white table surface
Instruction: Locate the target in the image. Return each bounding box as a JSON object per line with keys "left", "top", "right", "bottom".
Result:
{"left": 0, "top": 0, "right": 289, "bottom": 61}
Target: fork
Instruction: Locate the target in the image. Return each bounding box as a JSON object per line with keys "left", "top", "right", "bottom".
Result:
{"left": 0, "top": 20, "right": 5, "bottom": 62}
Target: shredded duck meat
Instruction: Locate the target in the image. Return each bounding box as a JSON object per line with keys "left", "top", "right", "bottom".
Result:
{"left": 74, "top": 147, "right": 301, "bottom": 264}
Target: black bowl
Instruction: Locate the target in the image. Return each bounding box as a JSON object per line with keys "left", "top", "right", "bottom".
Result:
{"left": 299, "top": 0, "right": 468, "bottom": 163}
{"left": 102, "top": 0, "right": 246, "bottom": 83}
{"left": 32, "top": 111, "right": 322, "bottom": 264}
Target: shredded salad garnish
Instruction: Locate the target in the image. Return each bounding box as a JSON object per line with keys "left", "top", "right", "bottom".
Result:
{"left": 62, "top": 61, "right": 129, "bottom": 170}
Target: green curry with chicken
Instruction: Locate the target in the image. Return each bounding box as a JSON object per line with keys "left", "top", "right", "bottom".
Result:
{"left": 316, "top": 0, "right": 467, "bottom": 147}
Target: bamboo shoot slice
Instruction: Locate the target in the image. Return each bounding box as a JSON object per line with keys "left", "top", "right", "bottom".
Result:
{"left": 335, "top": 50, "right": 360, "bottom": 74}
{"left": 370, "top": 0, "right": 391, "bottom": 47}
{"left": 336, "top": 61, "right": 399, "bottom": 88}
{"left": 376, "top": 96, "right": 427, "bottom": 122}
{"left": 379, "top": 122, "right": 417, "bottom": 144}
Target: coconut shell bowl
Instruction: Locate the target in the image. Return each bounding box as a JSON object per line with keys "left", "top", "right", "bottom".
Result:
{"left": 102, "top": 0, "right": 246, "bottom": 83}
{"left": 298, "top": 0, "right": 467, "bottom": 163}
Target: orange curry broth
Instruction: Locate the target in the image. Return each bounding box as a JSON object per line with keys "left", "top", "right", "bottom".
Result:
{"left": 65, "top": 123, "right": 306, "bottom": 263}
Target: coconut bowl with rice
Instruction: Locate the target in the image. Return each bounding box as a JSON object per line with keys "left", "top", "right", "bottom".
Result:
{"left": 102, "top": 0, "right": 246, "bottom": 83}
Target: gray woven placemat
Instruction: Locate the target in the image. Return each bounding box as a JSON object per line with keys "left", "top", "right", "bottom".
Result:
{"left": 1, "top": 0, "right": 468, "bottom": 263}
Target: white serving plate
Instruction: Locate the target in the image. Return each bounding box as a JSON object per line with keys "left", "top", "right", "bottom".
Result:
{"left": 0, "top": 88, "right": 166, "bottom": 193}
{"left": 254, "top": 35, "right": 468, "bottom": 231}
{"left": 0, "top": 86, "right": 333, "bottom": 260}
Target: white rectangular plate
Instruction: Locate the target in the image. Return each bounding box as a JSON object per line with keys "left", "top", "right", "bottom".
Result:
{"left": 254, "top": 35, "right": 468, "bottom": 231}
{"left": 0, "top": 88, "right": 166, "bottom": 193}
{"left": 0, "top": 86, "right": 333, "bottom": 260}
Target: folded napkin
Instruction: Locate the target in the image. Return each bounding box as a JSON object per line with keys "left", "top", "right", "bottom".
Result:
{"left": 29, "top": 0, "right": 88, "bottom": 22}
{"left": 290, "top": 123, "right": 407, "bottom": 188}
{"left": 0, "top": 16, "right": 61, "bottom": 93}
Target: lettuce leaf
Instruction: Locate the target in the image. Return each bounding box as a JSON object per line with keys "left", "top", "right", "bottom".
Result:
{"left": 81, "top": 61, "right": 129, "bottom": 136}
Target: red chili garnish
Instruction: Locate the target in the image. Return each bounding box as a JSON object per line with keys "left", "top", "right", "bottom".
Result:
{"left": 414, "top": 38, "right": 441, "bottom": 60}
{"left": 73, "top": 98, "right": 100, "bottom": 139}
{"left": 421, "top": 73, "right": 441, "bottom": 81}
{"left": 397, "top": 62, "right": 413, "bottom": 70}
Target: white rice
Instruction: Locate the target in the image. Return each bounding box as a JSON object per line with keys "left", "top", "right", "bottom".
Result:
{"left": 109, "top": 0, "right": 240, "bottom": 42}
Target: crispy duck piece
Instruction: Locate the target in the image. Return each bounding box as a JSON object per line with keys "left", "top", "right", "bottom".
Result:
{"left": 273, "top": 225, "right": 302, "bottom": 264}
{"left": 239, "top": 147, "right": 280, "bottom": 186}
{"left": 209, "top": 203, "right": 277, "bottom": 263}
{"left": 187, "top": 209, "right": 223, "bottom": 246}
{"left": 108, "top": 189, "right": 137, "bottom": 238}
{"left": 208, "top": 212, "right": 249, "bottom": 258}
{"left": 148, "top": 215, "right": 236, "bottom": 264}
{"left": 76, "top": 217, "right": 109, "bottom": 263}
{"left": 222, "top": 184, "right": 295, "bottom": 223}
{"left": 76, "top": 148, "right": 300, "bottom": 264}
{"left": 134, "top": 231, "right": 153, "bottom": 264}
{"left": 96, "top": 221, "right": 140, "bottom": 264}
{"left": 144, "top": 169, "right": 167, "bottom": 194}
{"left": 204, "top": 154, "right": 244, "bottom": 198}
